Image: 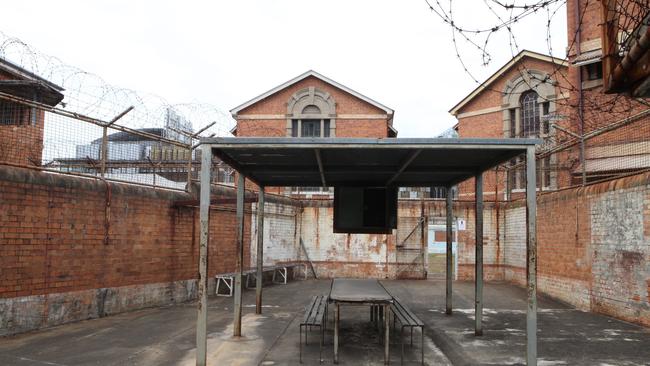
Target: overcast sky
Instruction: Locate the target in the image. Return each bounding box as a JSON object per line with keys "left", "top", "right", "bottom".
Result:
{"left": 1, "top": 1, "right": 567, "bottom": 137}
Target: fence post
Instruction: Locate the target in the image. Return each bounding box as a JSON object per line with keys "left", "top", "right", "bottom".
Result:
{"left": 101, "top": 126, "right": 108, "bottom": 178}
{"left": 187, "top": 146, "right": 193, "bottom": 192}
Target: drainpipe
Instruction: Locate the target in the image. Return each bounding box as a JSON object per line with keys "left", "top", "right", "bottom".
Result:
{"left": 575, "top": 0, "right": 587, "bottom": 185}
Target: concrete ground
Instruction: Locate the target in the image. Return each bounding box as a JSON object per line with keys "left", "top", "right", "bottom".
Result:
{"left": 0, "top": 279, "right": 648, "bottom": 366}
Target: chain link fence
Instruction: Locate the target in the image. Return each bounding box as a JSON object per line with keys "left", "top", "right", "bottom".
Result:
{"left": 0, "top": 91, "right": 235, "bottom": 191}
{"left": 503, "top": 104, "right": 650, "bottom": 197}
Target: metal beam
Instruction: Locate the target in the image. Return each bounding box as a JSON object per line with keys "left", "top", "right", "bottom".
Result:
{"left": 234, "top": 173, "right": 245, "bottom": 337}
{"left": 314, "top": 149, "right": 327, "bottom": 187}
{"left": 255, "top": 188, "right": 265, "bottom": 314}
{"left": 106, "top": 106, "right": 134, "bottom": 126}
{"left": 475, "top": 173, "right": 484, "bottom": 336}
{"left": 445, "top": 186, "right": 453, "bottom": 315}
{"left": 525, "top": 146, "right": 538, "bottom": 366}
{"left": 386, "top": 149, "right": 421, "bottom": 185}
{"left": 196, "top": 144, "right": 211, "bottom": 366}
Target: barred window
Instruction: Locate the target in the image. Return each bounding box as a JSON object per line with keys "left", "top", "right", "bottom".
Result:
{"left": 520, "top": 91, "right": 540, "bottom": 137}
{"left": 0, "top": 100, "right": 29, "bottom": 125}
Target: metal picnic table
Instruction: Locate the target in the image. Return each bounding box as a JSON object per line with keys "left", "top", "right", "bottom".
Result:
{"left": 329, "top": 278, "right": 393, "bottom": 364}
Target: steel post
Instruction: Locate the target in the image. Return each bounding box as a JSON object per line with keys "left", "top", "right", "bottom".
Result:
{"left": 525, "top": 147, "right": 538, "bottom": 366}
{"left": 187, "top": 147, "right": 193, "bottom": 192}
{"left": 255, "top": 188, "right": 265, "bottom": 314}
{"left": 475, "top": 173, "right": 484, "bottom": 336}
{"left": 234, "top": 173, "right": 245, "bottom": 337}
{"left": 101, "top": 127, "right": 108, "bottom": 178}
{"left": 196, "top": 144, "right": 211, "bottom": 366}
{"left": 446, "top": 186, "right": 453, "bottom": 315}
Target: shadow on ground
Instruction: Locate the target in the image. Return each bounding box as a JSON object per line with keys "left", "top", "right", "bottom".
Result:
{"left": 0, "top": 279, "right": 648, "bottom": 365}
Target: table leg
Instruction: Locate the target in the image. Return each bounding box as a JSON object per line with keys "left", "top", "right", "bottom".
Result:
{"left": 384, "top": 304, "right": 390, "bottom": 364}
{"left": 334, "top": 303, "right": 339, "bottom": 364}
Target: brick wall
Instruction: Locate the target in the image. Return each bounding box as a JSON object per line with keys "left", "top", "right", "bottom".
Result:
{"left": 456, "top": 171, "right": 650, "bottom": 327}
{"left": 0, "top": 165, "right": 250, "bottom": 335}
{"left": 293, "top": 200, "right": 429, "bottom": 280}
{"left": 454, "top": 56, "right": 569, "bottom": 200}
{"left": 250, "top": 201, "right": 300, "bottom": 267}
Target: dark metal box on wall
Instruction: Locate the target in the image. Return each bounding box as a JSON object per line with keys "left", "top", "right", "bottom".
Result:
{"left": 333, "top": 186, "right": 397, "bottom": 234}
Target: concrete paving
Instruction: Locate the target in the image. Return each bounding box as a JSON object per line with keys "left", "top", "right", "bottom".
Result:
{"left": 0, "top": 279, "right": 648, "bottom": 366}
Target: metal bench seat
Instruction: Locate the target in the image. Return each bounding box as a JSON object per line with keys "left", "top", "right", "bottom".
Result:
{"left": 215, "top": 271, "right": 255, "bottom": 297}
{"left": 390, "top": 296, "right": 424, "bottom": 365}
{"left": 300, "top": 294, "right": 328, "bottom": 364}
{"left": 216, "top": 264, "right": 306, "bottom": 296}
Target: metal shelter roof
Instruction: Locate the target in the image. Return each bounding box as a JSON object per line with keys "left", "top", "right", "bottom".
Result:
{"left": 203, "top": 137, "right": 540, "bottom": 187}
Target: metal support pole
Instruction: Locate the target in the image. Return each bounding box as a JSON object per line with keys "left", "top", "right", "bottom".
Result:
{"left": 234, "top": 173, "right": 245, "bottom": 337}
{"left": 475, "top": 173, "right": 484, "bottom": 336}
{"left": 525, "top": 147, "right": 538, "bottom": 366}
{"left": 255, "top": 188, "right": 265, "bottom": 314}
{"left": 445, "top": 186, "right": 453, "bottom": 315}
{"left": 196, "top": 144, "right": 211, "bottom": 366}
{"left": 187, "top": 147, "right": 193, "bottom": 192}
{"left": 101, "top": 127, "right": 108, "bottom": 178}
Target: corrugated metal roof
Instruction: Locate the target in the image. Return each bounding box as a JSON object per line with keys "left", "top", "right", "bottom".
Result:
{"left": 203, "top": 137, "right": 539, "bottom": 187}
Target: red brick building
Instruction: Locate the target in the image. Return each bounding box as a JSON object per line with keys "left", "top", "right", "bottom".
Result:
{"left": 449, "top": 50, "right": 569, "bottom": 200}
{"left": 0, "top": 57, "right": 64, "bottom": 166}
{"left": 230, "top": 70, "right": 396, "bottom": 195}
{"left": 451, "top": 2, "right": 650, "bottom": 202}
{"left": 565, "top": 0, "right": 650, "bottom": 183}
{"left": 230, "top": 70, "right": 396, "bottom": 139}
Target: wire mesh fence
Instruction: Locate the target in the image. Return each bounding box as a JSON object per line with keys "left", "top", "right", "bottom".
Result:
{"left": 0, "top": 91, "right": 236, "bottom": 191}
{"left": 503, "top": 105, "right": 650, "bottom": 197}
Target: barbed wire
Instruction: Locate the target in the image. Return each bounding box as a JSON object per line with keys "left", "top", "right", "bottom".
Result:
{"left": 0, "top": 30, "right": 234, "bottom": 137}
{"left": 425, "top": 0, "right": 650, "bottom": 143}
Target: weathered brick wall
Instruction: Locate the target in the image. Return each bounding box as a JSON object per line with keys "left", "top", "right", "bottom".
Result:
{"left": 296, "top": 200, "right": 430, "bottom": 280}
{"left": 0, "top": 165, "right": 250, "bottom": 335}
{"left": 456, "top": 172, "right": 650, "bottom": 326}
{"left": 456, "top": 201, "right": 505, "bottom": 281}
{"left": 250, "top": 201, "right": 300, "bottom": 267}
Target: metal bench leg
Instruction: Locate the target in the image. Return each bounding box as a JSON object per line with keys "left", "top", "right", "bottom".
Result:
{"left": 320, "top": 324, "right": 323, "bottom": 364}
{"left": 401, "top": 326, "right": 405, "bottom": 366}
{"left": 228, "top": 277, "right": 233, "bottom": 297}
{"left": 411, "top": 327, "right": 413, "bottom": 346}
{"left": 384, "top": 304, "right": 389, "bottom": 365}
{"left": 421, "top": 326, "right": 424, "bottom": 365}
{"left": 216, "top": 278, "right": 221, "bottom": 296}
{"left": 299, "top": 324, "right": 302, "bottom": 363}
{"left": 334, "top": 303, "right": 339, "bottom": 364}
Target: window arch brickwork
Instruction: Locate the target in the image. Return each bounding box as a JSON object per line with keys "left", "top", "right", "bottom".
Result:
{"left": 286, "top": 86, "right": 336, "bottom": 137}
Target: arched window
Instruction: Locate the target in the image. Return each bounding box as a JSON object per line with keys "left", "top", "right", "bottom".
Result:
{"left": 287, "top": 88, "right": 335, "bottom": 138}
{"left": 520, "top": 91, "right": 540, "bottom": 137}
{"left": 302, "top": 105, "right": 321, "bottom": 114}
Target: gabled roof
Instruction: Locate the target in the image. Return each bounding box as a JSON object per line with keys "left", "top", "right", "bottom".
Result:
{"left": 0, "top": 57, "right": 64, "bottom": 106}
{"left": 230, "top": 70, "right": 394, "bottom": 116}
{"left": 449, "top": 50, "right": 567, "bottom": 116}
